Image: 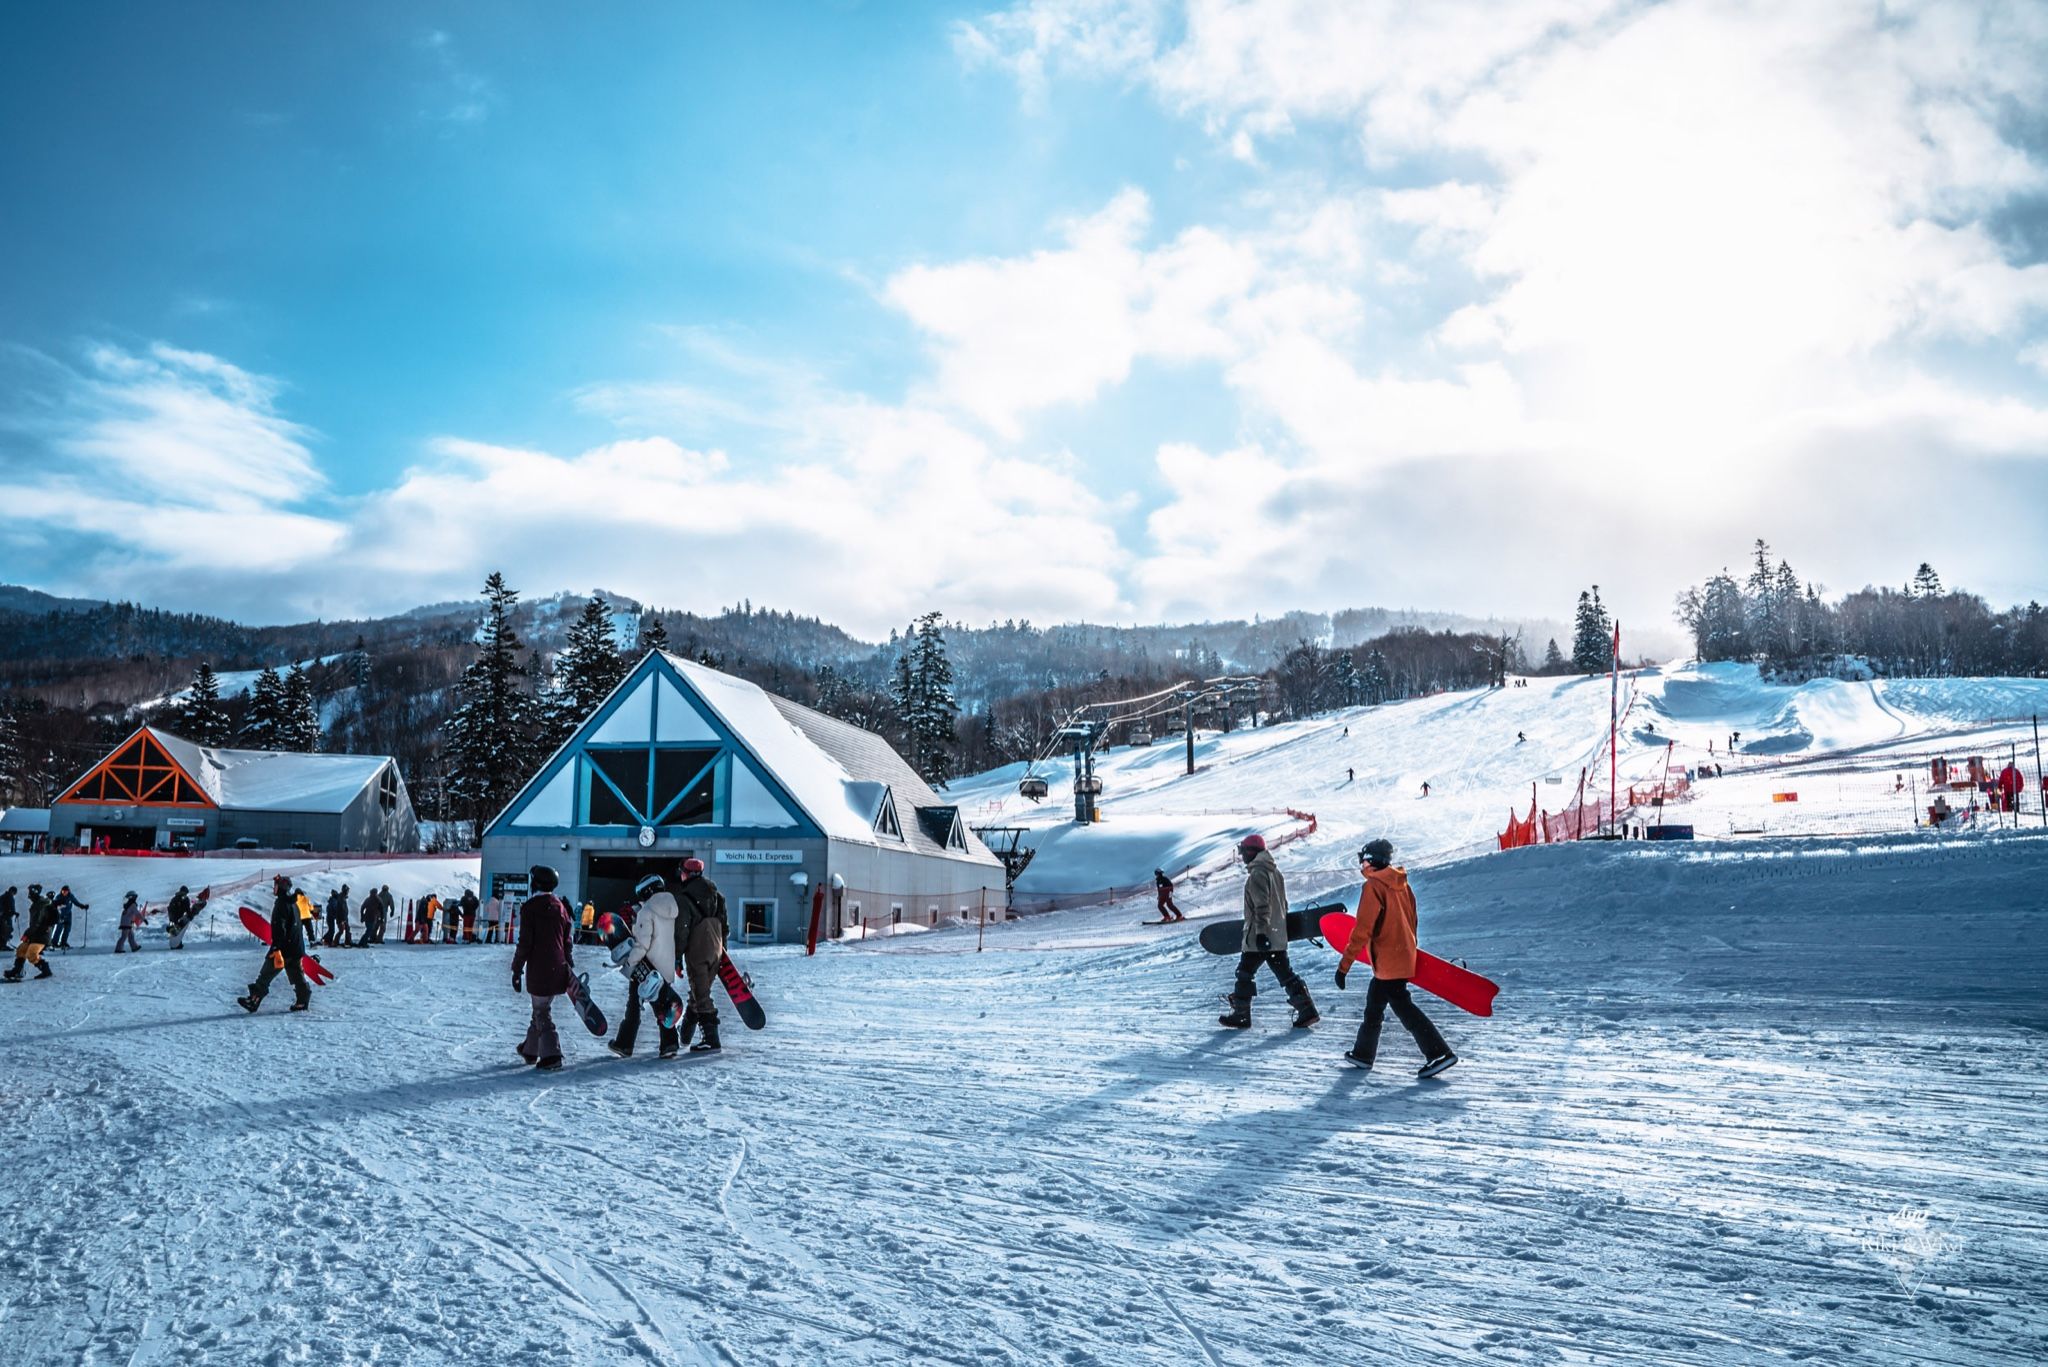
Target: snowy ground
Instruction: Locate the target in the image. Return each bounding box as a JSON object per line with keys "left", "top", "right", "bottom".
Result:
{"left": 1, "top": 830, "right": 2042, "bottom": 1365}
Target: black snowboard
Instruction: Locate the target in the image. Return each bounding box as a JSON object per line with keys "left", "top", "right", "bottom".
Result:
{"left": 597, "top": 911, "right": 690, "bottom": 1030}
{"left": 563, "top": 971, "right": 608, "bottom": 1036}
{"left": 1197, "top": 902, "right": 1348, "bottom": 955}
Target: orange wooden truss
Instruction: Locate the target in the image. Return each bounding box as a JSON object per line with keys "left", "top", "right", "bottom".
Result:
{"left": 59, "top": 730, "right": 216, "bottom": 809}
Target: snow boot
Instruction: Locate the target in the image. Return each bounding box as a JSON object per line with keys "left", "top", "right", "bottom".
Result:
{"left": 1218, "top": 998, "right": 1251, "bottom": 1029}
{"left": 1341, "top": 1051, "right": 1373, "bottom": 1070}
{"left": 690, "top": 1015, "right": 722, "bottom": 1054}
{"left": 289, "top": 999, "right": 310, "bottom": 1012}
{"left": 34, "top": 962, "right": 52, "bottom": 980}
{"left": 674, "top": 1010, "right": 698, "bottom": 1051}
{"left": 535, "top": 1056, "right": 563, "bottom": 1072}
{"left": 1418, "top": 1051, "right": 1459, "bottom": 1080}
{"left": 1288, "top": 987, "right": 1320, "bottom": 1029}
{"left": 606, "top": 1039, "right": 633, "bottom": 1059}
{"left": 237, "top": 994, "right": 261, "bottom": 1013}
{"left": 0, "top": 967, "right": 18, "bottom": 983}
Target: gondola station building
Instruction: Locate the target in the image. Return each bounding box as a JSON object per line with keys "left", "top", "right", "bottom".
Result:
{"left": 482, "top": 651, "right": 1005, "bottom": 944}
{"left": 50, "top": 726, "right": 420, "bottom": 853}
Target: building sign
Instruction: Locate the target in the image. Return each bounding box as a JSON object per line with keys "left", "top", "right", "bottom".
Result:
{"left": 166, "top": 818, "right": 206, "bottom": 831}
{"left": 714, "top": 849, "right": 802, "bottom": 866}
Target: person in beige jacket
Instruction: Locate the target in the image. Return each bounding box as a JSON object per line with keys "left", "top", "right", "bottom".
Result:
{"left": 615, "top": 874, "right": 684, "bottom": 1059}
{"left": 1219, "top": 835, "right": 1319, "bottom": 1030}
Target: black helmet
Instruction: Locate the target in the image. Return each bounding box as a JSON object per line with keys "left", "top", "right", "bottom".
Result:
{"left": 528, "top": 864, "right": 560, "bottom": 892}
{"left": 634, "top": 874, "right": 666, "bottom": 899}
{"left": 1359, "top": 839, "right": 1394, "bottom": 868}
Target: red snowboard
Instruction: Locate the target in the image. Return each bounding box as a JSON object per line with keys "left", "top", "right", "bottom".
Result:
{"left": 238, "top": 906, "right": 335, "bottom": 986}
{"left": 1318, "top": 910, "right": 1498, "bottom": 1017}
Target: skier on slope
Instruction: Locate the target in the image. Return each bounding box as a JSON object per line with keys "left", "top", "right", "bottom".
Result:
{"left": 4, "top": 886, "right": 58, "bottom": 981}
{"left": 0, "top": 886, "right": 16, "bottom": 951}
{"left": 50, "top": 886, "right": 86, "bottom": 950}
{"left": 1335, "top": 839, "right": 1457, "bottom": 1078}
{"left": 675, "top": 858, "right": 729, "bottom": 1054}
{"left": 238, "top": 874, "right": 313, "bottom": 1014}
{"left": 511, "top": 865, "right": 575, "bottom": 1071}
{"left": 1218, "top": 835, "right": 1319, "bottom": 1030}
{"left": 609, "top": 877, "right": 682, "bottom": 1059}
{"left": 1153, "top": 869, "right": 1184, "bottom": 922}
{"left": 114, "top": 892, "right": 146, "bottom": 953}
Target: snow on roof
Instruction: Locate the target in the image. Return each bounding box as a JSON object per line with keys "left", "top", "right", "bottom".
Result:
{"left": 146, "top": 728, "right": 392, "bottom": 815}
{"left": 661, "top": 654, "right": 996, "bottom": 864}
{"left": 0, "top": 808, "right": 50, "bottom": 834}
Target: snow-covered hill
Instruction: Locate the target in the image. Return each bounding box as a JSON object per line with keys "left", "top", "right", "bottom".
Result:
{"left": 949, "top": 663, "right": 2048, "bottom": 901}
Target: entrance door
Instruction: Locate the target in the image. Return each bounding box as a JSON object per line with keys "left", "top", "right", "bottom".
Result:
{"left": 584, "top": 853, "right": 692, "bottom": 919}
{"left": 738, "top": 898, "right": 776, "bottom": 943}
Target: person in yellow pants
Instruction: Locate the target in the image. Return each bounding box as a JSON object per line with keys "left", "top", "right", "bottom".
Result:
{"left": 3, "top": 885, "right": 57, "bottom": 981}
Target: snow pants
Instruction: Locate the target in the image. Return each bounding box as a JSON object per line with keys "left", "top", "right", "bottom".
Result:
{"left": 52, "top": 912, "right": 71, "bottom": 948}
{"left": 1230, "top": 950, "right": 1312, "bottom": 1013}
{"left": 115, "top": 926, "right": 140, "bottom": 952}
{"left": 612, "top": 986, "right": 678, "bottom": 1055}
{"left": 1352, "top": 978, "right": 1450, "bottom": 1066}
{"left": 684, "top": 918, "right": 724, "bottom": 1020}
{"left": 1156, "top": 889, "right": 1182, "bottom": 919}
{"left": 521, "top": 994, "right": 563, "bottom": 1063}
{"left": 249, "top": 953, "right": 310, "bottom": 1008}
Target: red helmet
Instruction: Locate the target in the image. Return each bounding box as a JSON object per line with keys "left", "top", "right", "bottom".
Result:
{"left": 1237, "top": 834, "right": 1266, "bottom": 853}
{"left": 681, "top": 857, "right": 706, "bottom": 877}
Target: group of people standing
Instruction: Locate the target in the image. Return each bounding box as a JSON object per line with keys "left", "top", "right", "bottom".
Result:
{"left": 0, "top": 883, "right": 82, "bottom": 981}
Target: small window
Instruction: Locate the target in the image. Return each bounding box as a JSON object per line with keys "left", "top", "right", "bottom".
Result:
{"left": 928, "top": 908, "right": 937, "bottom": 925}
{"left": 891, "top": 904, "right": 903, "bottom": 925}
{"left": 875, "top": 795, "right": 901, "bottom": 840}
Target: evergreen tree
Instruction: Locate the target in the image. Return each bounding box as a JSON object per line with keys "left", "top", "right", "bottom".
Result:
{"left": 1570, "top": 587, "right": 1613, "bottom": 673}
{"left": 549, "top": 596, "right": 628, "bottom": 745}
{"left": 177, "top": 663, "right": 232, "bottom": 746}
{"left": 243, "top": 667, "right": 287, "bottom": 749}
{"left": 1362, "top": 648, "right": 1390, "bottom": 704}
{"left": 282, "top": 663, "right": 319, "bottom": 751}
{"left": 643, "top": 614, "right": 671, "bottom": 655}
{"left": 0, "top": 699, "right": 20, "bottom": 804}
{"left": 1540, "top": 638, "right": 1566, "bottom": 674}
{"left": 444, "top": 573, "right": 541, "bottom": 831}
{"left": 893, "top": 611, "right": 960, "bottom": 787}
{"left": 1911, "top": 562, "right": 1942, "bottom": 598}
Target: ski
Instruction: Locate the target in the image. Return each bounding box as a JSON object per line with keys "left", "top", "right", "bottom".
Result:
{"left": 1317, "top": 910, "right": 1499, "bottom": 1017}
{"left": 238, "top": 906, "right": 334, "bottom": 985}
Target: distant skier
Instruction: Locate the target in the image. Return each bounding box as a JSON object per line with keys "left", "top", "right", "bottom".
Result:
{"left": 114, "top": 892, "right": 145, "bottom": 953}
{"left": 610, "top": 877, "right": 682, "bottom": 1059}
{"left": 1346, "top": 767, "right": 1354, "bottom": 782}
{"left": 511, "top": 864, "right": 575, "bottom": 1071}
{"left": 1153, "top": 869, "right": 1184, "bottom": 922}
{"left": 1516, "top": 731, "right": 1526, "bottom": 743}
{"left": 1420, "top": 781, "right": 1431, "bottom": 798}
{"left": 238, "top": 875, "right": 312, "bottom": 1014}
{"left": 50, "top": 886, "right": 85, "bottom": 950}
{"left": 1335, "top": 839, "right": 1456, "bottom": 1078}
{"left": 0, "top": 886, "right": 16, "bottom": 951}
{"left": 1218, "top": 835, "right": 1318, "bottom": 1030}
{"left": 460, "top": 888, "right": 480, "bottom": 943}
{"left": 4, "top": 886, "right": 58, "bottom": 981}
{"left": 675, "top": 858, "right": 729, "bottom": 1053}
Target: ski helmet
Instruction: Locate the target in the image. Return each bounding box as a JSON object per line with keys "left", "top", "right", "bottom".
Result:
{"left": 528, "top": 864, "right": 560, "bottom": 892}
{"left": 681, "top": 857, "right": 706, "bottom": 877}
{"left": 634, "top": 874, "right": 666, "bottom": 899}
{"left": 1359, "top": 838, "right": 1394, "bottom": 868}
{"left": 1238, "top": 833, "right": 1266, "bottom": 853}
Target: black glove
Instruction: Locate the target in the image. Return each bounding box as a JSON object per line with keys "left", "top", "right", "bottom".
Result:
{"left": 1335, "top": 966, "right": 1349, "bottom": 991}
{"left": 511, "top": 972, "right": 523, "bottom": 994}
{"left": 1256, "top": 933, "right": 1272, "bottom": 952}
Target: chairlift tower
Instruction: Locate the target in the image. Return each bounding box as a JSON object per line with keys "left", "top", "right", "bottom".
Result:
{"left": 1058, "top": 720, "right": 1105, "bottom": 825}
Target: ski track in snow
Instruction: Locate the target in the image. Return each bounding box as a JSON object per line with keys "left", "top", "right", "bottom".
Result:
{"left": 0, "top": 829, "right": 2043, "bottom": 1364}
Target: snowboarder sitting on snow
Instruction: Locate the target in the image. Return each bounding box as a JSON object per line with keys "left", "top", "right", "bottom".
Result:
{"left": 0, "top": 886, "right": 16, "bottom": 951}
{"left": 1335, "top": 839, "right": 1456, "bottom": 1078}
{"left": 239, "top": 874, "right": 313, "bottom": 1014}
{"left": 511, "top": 864, "right": 574, "bottom": 1071}
{"left": 676, "top": 858, "right": 729, "bottom": 1054}
{"left": 50, "top": 886, "right": 85, "bottom": 950}
{"left": 1219, "top": 835, "right": 1319, "bottom": 1030}
{"left": 1153, "top": 869, "right": 1184, "bottom": 922}
{"left": 114, "top": 892, "right": 146, "bottom": 953}
{"left": 4, "top": 886, "right": 58, "bottom": 981}
{"left": 610, "top": 876, "right": 683, "bottom": 1059}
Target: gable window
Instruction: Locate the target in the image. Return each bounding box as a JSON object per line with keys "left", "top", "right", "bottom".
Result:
{"left": 874, "top": 794, "right": 902, "bottom": 840}
{"left": 378, "top": 767, "right": 400, "bottom": 815}
{"left": 651, "top": 747, "right": 719, "bottom": 825}
{"left": 585, "top": 750, "right": 650, "bottom": 826}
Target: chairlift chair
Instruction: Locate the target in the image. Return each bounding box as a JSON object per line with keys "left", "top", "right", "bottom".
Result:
{"left": 1018, "top": 775, "right": 1050, "bottom": 801}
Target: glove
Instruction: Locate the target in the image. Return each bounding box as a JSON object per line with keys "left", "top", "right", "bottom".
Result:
{"left": 511, "top": 972, "right": 523, "bottom": 994}
{"left": 1334, "top": 966, "right": 1349, "bottom": 991}
{"left": 1255, "top": 934, "right": 1272, "bottom": 952}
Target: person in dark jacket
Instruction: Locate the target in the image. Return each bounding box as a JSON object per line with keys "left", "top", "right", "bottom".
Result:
{"left": 1152, "top": 869, "right": 1184, "bottom": 922}
{"left": 50, "top": 886, "right": 86, "bottom": 950}
{"left": 358, "top": 888, "right": 382, "bottom": 944}
{"left": 376, "top": 886, "right": 395, "bottom": 943}
{"left": 441, "top": 892, "right": 461, "bottom": 944}
{"left": 675, "top": 858, "right": 728, "bottom": 1053}
{"left": 4, "top": 886, "right": 58, "bottom": 980}
{"left": 511, "top": 865, "right": 574, "bottom": 1070}
{"left": 114, "top": 892, "right": 146, "bottom": 953}
{"left": 0, "top": 886, "right": 16, "bottom": 951}
{"left": 237, "top": 875, "right": 312, "bottom": 1013}
{"left": 459, "top": 888, "right": 480, "bottom": 943}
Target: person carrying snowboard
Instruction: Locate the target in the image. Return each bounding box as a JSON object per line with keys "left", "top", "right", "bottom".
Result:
{"left": 1152, "top": 869, "right": 1184, "bottom": 922}
{"left": 4, "top": 885, "right": 58, "bottom": 981}
{"left": 675, "top": 857, "right": 728, "bottom": 1054}
{"left": 165, "top": 886, "right": 194, "bottom": 949}
{"left": 609, "top": 876, "right": 682, "bottom": 1059}
{"left": 238, "top": 874, "right": 313, "bottom": 1014}
{"left": 1219, "top": 835, "right": 1319, "bottom": 1030}
{"left": 1335, "top": 839, "right": 1457, "bottom": 1078}
{"left": 0, "top": 886, "right": 16, "bottom": 952}
{"left": 114, "top": 892, "right": 146, "bottom": 953}
{"left": 50, "top": 886, "right": 86, "bottom": 950}
{"left": 511, "top": 864, "right": 574, "bottom": 1070}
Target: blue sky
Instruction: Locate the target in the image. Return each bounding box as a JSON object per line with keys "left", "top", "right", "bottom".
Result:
{"left": 4, "top": 1, "right": 2047, "bottom": 643}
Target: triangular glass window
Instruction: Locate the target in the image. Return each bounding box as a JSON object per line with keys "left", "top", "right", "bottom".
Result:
{"left": 589, "top": 677, "right": 654, "bottom": 745}
{"left": 729, "top": 760, "right": 800, "bottom": 828}
{"left": 509, "top": 763, "right": 575, "bottom": 828}
{"left": 655, "top": 675, "right": 719, "bottom": 743}
{"left": 874, "top": 791, "right": 901, "bottom": 840}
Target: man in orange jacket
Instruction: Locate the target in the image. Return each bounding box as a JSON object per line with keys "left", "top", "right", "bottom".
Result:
{"left": 1335, "top": 839, "right": 1456, "bottom": 1077}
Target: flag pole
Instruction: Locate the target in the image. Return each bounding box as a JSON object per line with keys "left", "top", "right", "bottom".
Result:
{"left": 1609, "top": 620, "right": 1621, "bottom": 835}
{"left": 2035, "top": 714, "right": 2045, "bottom": 829}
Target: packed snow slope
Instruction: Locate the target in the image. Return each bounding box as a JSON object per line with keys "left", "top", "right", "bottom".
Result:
{"left": 0, "top": 833, "right": 2042, "bottom": 1365}
{"left": 948, "top": 663, "right": 2048, "bottom": 897}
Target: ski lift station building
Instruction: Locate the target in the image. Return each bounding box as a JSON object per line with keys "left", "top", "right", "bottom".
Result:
{"left": 48, "top": 726, "right": 420, "bottom": 853}
{"left": 481, "top": 651, "right": 1006, "bottom": 944}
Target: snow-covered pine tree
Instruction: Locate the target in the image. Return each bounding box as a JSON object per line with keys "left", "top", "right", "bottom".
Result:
{"left": 549, "top": 595, "right": 628, "bottom": 746}
{"left": 1540, "top": 638, "right": 1566, "bottom": 674}
{"left": 0, "top": 698, "right": 20, "bottom": 804}
{"left": 282, "top": 663, "right": 319, "bottom": 751}
{"left": 643, "top": 614, "right": 671, "bottom": 655}
{"left": 893, "top": 612, "right": 959, "bottom": 788}
{"left": 177, "top": 663, "right": 232, "bottom": 746}
{"left": 444, "top": 573, "right": 540, "bottom": 830}
{"left": 1362, "top": 648, "right": 1390, "bottom": 704}
{"left": 243, "top": 667, "right": 286, "bottom": 749}
{"left": 1570, "top": 587, "right": 1612, "bottom": 673}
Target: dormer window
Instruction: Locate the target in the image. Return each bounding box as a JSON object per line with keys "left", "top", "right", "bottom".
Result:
{"left": 874, "top": 791, "right": 902, "bottom": 840}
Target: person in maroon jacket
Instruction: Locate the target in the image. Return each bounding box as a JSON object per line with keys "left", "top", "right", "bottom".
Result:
{"left": 511, "top": 864, "right": 575, "bottom": 1071}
